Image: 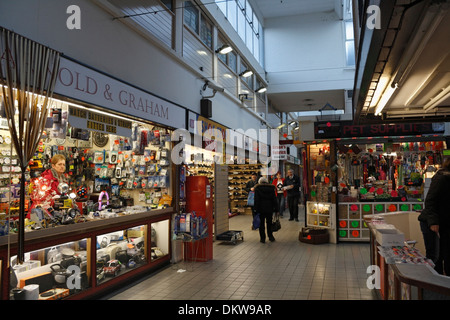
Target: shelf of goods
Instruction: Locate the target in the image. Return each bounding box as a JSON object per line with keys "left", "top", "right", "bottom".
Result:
{"left": 338, "top": 202, "right": 424, "bottom": 242}
{"left": 227, "top": 164, "right": 264, "bottom": 217}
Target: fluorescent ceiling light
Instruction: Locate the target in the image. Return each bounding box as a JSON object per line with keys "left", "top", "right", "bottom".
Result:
{"left": 256, "top": 86, "right": 266, "bottom": 93}
{"left": 423, "top": 85, "right": 450, "bottom": 112}
{"left": 374, "top": 83, "right": 398, "bottom": 116}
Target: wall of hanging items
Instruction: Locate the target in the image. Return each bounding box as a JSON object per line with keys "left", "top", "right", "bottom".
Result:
{"left": 308, "top": 143, "right": 332, "bottom": 203}
{"left": 336, "top": 140, "right": 446, "bottom": 242}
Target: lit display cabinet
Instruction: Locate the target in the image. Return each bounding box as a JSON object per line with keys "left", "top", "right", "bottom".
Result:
{"left": 306, "top": 201, "right": 336, "bottom": 243}
{"left": 1, "top": 212, "right": 172, "bottom": 300}
{"left": 150, "top": 219, "right": 169, "bottom": 262}
{"left": 96, "top": 226, "right": 147, "bottom": 285}
{"left": 10, "top": 239, "right": 89, "bottom": 300}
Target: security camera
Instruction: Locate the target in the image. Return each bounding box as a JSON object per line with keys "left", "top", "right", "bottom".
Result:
{"left": 204, "top": 81, "right": 224, "bottom": 93}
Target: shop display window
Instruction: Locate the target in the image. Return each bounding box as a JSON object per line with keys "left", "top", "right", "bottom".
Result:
{"left": 150, "top": 219, "right": 169, "bottom": 261}
{"left": 0, "top": 101, "right": 173, "bottom": 238}
{"left": 10, "top": 239, "right": 89, "bottom": 300}
{"left": 96, "top": 226, "right": 147, "bottom": 285}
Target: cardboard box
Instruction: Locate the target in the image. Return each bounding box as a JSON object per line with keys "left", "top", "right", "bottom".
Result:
{"left": 376, "top": 228, "right": 405, "bottom": 246}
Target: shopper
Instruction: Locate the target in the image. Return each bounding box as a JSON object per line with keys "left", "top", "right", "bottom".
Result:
{"left": 254, "top": 177, "right": 278, "bottom": 243}
{"left": 245, "top": 172, "right": 259, "bottom": 224}
{"left": 283, "top": 169, "right": 301, "bottom": 221}
{"left": 418, "top": 158, "right": 450, "bottom": 276}
{"left": 272, "top": 172, "right": 286, "bottom": 217}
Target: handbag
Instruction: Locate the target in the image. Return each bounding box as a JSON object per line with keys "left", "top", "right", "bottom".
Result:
{"left": 247, "top": 191, "right": 255, "bottom": 206}
{"left": 252, "top": 213, "right": 260, "bottom": 230}
{"left": 272, "top": 214, "right": 281, "bottom": 232}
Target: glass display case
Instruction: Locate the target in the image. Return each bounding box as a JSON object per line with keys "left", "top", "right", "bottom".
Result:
{"left": 10, "top": 239, "right": 89, "bottom": 300}
{"left": 306, "top": 201, "right": 336, "bottom": 243}
{"left": 150, "top": 219, "right": 169, "bottom": 261}
{"left": 96, "top": 226, "right": 147, "bottom": 285}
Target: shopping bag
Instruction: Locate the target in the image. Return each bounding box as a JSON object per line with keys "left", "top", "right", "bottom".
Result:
{"left": 246, "top": 191, "right": 255, "bottom": 206}
{"left": 252, "top": 213, "right": 260, "bottom": 230}
{"left": 271, "top": 214, "right": 281, "bottom": 232}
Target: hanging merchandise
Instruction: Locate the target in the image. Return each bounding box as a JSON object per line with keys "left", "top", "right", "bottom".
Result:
{"left": 336, "top": 139, "right": 446, "bottom": 242}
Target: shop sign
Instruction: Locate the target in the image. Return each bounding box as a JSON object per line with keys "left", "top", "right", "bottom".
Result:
{"left": 315, "top": 121, "right": 445, "bottom": 139}
{"left": 54, "top": 57, "right": 185, "bottom": 129}
{"left": 68, "top": 105, "right": 132, "bottom": 137}
{"left": 341, "top": 123, "right": 444, "bottom": 137}
{"left": 271, "top": 145, "right": 287, "bottom": 160}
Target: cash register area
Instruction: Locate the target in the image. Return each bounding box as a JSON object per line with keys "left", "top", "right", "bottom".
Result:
{"left": 105, "top": 212, "right": 376, "bottom": 300}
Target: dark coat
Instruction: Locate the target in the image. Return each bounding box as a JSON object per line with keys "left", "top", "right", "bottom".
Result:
{"left": 283, "top": 174, "right": 300, "bottom": 197}
{"left": 245, "top": 179, "right": 258, "bottom": 194}
{"left": 254, "top": 183, "right": 278, "bottom": 216}
{"left": 418, "top": 169, "right": 450, "bottom": 229}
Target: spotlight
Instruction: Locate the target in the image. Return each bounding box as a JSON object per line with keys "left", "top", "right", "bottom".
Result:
{"left": 256, "top": 87, "right": 267, "bottom": 93}
{"left": 216, "top": 44, "right": 233, "bottom": 54}
{"left": 239, "top": 69, "right": 253, "bottom": 78}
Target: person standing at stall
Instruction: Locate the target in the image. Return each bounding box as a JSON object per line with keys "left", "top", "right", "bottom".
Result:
{"left": 272, "top": 172, "right": 286, "bottom": 217}
{"left": 254, "top": 177, "right": 278, "bottom": 243}
{"left": 418, "top": 158, "right": 450, "bottom": 276}
{"left": 283, "top": 169, "right": 300, "bottom": 221}
{"left": 31, "top": 154, "right": 68, "bottom": 212}
{"left": 41, "top": 154, "right": 68, "bottom": 195}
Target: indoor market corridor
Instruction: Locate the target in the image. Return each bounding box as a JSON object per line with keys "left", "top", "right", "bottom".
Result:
{"left": 106, "top": 211, "right": 377, "bottom": 300}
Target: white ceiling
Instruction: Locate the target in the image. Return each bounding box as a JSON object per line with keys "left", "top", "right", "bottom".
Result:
{"left": 248, "top": 0, "right": 345, "bottom": 121}
{"left": 248, "top": 0, "right": 337, "bottom": 19}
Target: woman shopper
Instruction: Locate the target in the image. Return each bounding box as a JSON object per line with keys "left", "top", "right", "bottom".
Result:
{"left": 272, "top": 172, "right": 286, "bottom": 217}
{"left": 418, "top": 158, "right": 450, "bottom": 276}
{"left": 254, "top": 177, "right": 278, "bottom": 243}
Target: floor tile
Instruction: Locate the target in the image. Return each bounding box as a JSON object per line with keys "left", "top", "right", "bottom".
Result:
{"left": 106, "top": 213, "right": 377, "bottom": 300}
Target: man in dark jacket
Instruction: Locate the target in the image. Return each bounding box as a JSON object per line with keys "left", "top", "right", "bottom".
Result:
{"left": 254, "top": 177, "right": 278, "bottom": 243}
{"left": 283, "top": 169, "right": 301, "bottom": 221}
{"left": 418, "top": 158, "right": 450, "bottom": 275}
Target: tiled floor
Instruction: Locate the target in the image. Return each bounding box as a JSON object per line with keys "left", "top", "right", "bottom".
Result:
{"left": 107, "top": 208, "right": 378, "bottom": 300}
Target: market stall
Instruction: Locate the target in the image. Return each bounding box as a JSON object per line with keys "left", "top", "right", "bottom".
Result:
{"left": 336, "top": 139, "right": 446, "bottom": 242}
{"left": 0, "top": 54, "right": 183, "bottom": 300}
